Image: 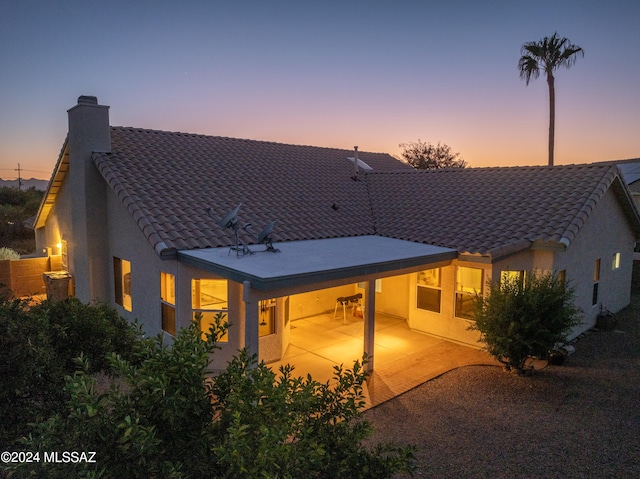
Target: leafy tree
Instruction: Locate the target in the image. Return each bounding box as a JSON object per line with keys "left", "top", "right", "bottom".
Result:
{"left": 0, "top": 186, "right": 44, "bottom": 254}
{"left": 518, "top": 32, "right": 584, "bottom": 166}
{"left": 0, "top": 298, "right": 140, "bottom": 447}
{"left": 399, "top": 140, "right": 467, "bottom": 169}
{"left": 10, "top": 314, "right": 415, "bottom": 478}
{"left": 469, "top": 270, "right": 581, "bottom": 374}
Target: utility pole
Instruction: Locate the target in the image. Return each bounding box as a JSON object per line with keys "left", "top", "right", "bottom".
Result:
{"left": 14, "top": 163, "right": 22, "bottom": 190}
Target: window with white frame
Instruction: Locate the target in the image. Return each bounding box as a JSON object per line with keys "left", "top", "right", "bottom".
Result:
{"left": 114, "top": 257, "right": 132, "bottom": 312}
{"left": 455, "top": 266, "right": 483, "bottom": 319}
{"left": 192, "top": 279, "right": 228, "bottom": 342}
{"left": 161, "top": 272, "right": 176, "bottom": 335}
{"left": 416, "top": 268, "right": 442, "bottom": 313}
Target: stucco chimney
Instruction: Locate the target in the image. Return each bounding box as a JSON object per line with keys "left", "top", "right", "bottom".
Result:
{"left": 65, "top": 96, "right": 111, "bottom": 303}
{"left": 67, "top": 95, "right": 111, "bottom": 153}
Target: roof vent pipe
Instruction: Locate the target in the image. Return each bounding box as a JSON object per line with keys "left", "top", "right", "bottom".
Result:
{"left": 353, "top": 146, "right": 359, "bottom": 176}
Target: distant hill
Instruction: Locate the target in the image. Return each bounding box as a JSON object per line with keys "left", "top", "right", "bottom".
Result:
{"left": 0, "top": 178, "right": 48, "bottom": 190}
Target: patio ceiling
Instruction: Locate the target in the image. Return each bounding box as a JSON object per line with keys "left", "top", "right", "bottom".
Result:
{"left": 177, "top": 235, "right": 457, "bottom": 292}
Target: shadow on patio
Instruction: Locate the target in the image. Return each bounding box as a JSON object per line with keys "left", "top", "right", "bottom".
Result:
{"left": 267, "top": 312, "right": 498, "bottom": 408}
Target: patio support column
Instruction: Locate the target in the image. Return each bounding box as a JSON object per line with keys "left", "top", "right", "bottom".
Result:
{"left": 363, "top": 279, "right": 376, "bottom": 373}
{"left": 242, "top": 280, "right": 259, "bottom": 363}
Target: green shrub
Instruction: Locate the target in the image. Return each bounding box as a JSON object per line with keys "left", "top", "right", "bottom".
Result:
{"left": 0, "top": 298, "right": 140, "bottom": 447}
{"left": 470, "top": 270, "right": 582, "bottom": 374}
{"left": 0, "top": 186, "right": 43, "bottom": 254}
{"left": 11, "top": 314, "right": 415, "bottom": 479}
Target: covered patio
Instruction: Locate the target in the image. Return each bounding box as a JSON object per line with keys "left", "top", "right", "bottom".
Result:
{"left": 267, "top": 311, "right": 498, "bottom": 408}
{"left": 179, "top": 235, "right": 460, "bottom": 374}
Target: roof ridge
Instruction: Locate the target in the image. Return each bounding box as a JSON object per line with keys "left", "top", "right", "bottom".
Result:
{"left": 109, "top": 126, "right": 393, "bottom": 156}
{"left": 366, "top": 163, "right": 620, "bottom": 177}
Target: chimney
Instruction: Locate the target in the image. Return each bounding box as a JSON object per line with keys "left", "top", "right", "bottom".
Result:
{"left": 68, "top": 95, "right": 111, "bottom": 154}
{"left": 65, "top": 96, "right": 111, "bottom": 303}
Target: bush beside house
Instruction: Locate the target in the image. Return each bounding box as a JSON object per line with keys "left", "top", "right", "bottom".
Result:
{"left": 0, "top": 298, "right": 140, "bottom": 448}
{"left": 2, "top": 304, "right": 415, "bottom": 479}
{"left": 470, "top": 270, "right": 582, "bottom": 374}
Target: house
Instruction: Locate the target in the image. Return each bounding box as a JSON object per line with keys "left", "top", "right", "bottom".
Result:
{"left": 34, "top": 96, "right": 640, "bottom": 372}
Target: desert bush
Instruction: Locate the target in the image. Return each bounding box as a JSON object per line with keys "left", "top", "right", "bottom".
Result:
{"left": 470, "top": 270, "right": 581, "bottom": 374}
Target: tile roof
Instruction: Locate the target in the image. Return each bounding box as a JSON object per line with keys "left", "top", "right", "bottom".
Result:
{"left": 92, "top": 127, "right": 640, "bottom": 260}
{"left": 93, "top": 127, "right": 411, "bottom": 253}
{"left": 367, "top": 164, "right": 640, "bottom": 257}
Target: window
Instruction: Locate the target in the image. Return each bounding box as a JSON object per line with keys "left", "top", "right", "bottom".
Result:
{"left": 192, "top": 279, "right": 228, "bottom": 342}
{"left": 114, "top": 257, "right": 132, "bottom": 312}
{"left": 161, "top": 272, "right": 176, "bottom": 335}
{"left": 455, "top": 266, "right": 483, "bottom": 319}
{"left": 593, "top": 259, "right": 601, "bottom": 306}
{"left": 612, "top": 252, "right": 621, "bottom": 270}
{"left": 417, "top": 268, "right": 442, "bottom": 313}
{"left": 259, "top": 299, "right": 276, "bottom": 336}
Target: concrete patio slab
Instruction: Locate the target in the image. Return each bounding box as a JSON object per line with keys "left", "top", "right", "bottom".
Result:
{"left": 267, "top": 312, "right": 499, "bottom": 408}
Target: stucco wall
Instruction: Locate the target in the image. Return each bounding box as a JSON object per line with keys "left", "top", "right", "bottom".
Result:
{"left": 362, "top": 273, "right": 410, "bottom": 319}
{"left": 106, "top": 188, "right": 171, "bottom": 336}
{"left": 554, "top": 187, "right": 636, "bottom": 337}
{"left": 289, "top": 284, "right": 356, "bottom": 320}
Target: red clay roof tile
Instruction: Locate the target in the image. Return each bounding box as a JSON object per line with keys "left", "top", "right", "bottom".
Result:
{"left": 92, "top": 127, "right": 639, "bottom": 260}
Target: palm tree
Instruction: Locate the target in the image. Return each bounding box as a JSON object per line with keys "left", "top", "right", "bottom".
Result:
{"left": 518, "top": 32, "right": 584, "bottom": 166}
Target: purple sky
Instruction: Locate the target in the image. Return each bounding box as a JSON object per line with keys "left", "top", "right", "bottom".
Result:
{"left": 1, "top": 0, "right": 639, "bottom": 180}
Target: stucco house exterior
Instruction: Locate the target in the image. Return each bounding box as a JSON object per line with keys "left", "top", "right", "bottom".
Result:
{"left": 34, "top": 96, "right": 640, "bottom": 372}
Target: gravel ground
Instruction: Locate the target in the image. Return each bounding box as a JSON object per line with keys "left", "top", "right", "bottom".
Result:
{"left": 366, "top": 278, "right": 640, "bottom": 478}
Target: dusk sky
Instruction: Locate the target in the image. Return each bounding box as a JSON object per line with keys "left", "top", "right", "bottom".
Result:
{"left": 1, "top": 1, "right": 639, "bottom": 180}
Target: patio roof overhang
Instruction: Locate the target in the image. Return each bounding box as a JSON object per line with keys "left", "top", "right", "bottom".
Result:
{"left": 177, "top": 235, "right": 457, "bottom": 292}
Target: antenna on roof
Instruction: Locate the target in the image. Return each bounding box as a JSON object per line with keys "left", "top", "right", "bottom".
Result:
{"left": 207, "top": 204, "right": 280, "bottom": 256}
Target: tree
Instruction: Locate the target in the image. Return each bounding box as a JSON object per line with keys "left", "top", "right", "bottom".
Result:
{"left": 518, "top": 32, "right": 584, "bottom": 166}
{"left": 469, "top": 270, "right": 581, "bottom": 375}
{"left": 399, "top": 140, "right": 467, "bottom": 169}
{"left": 10, "top": 313, "right": 416, "bottom": 478}
{"left": 0, "top": 186, "right": 44, "bottom": 254}
{"left": 0, "top": 298, "right": 140, "bottom": 447}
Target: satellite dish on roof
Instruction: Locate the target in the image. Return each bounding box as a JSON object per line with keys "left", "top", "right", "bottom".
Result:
{"left": 216, "top": 203, "right": 242, "bottom": 229}
{"left": 257, "top": 221, "right": 275, "bottom": 243}
{"left": 257, "top": 221, "right": 280, "bottom": 253}
{"left": 206, "top": 203, "right": 280, "bottom": 256}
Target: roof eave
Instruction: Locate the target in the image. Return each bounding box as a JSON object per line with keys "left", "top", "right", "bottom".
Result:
{"left": 34, "top": 139, "right": 69, "bottom": 229}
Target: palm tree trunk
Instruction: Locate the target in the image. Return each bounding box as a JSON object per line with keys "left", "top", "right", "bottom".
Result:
{"left": 547, "top": 72, "right": 555, "bottom": 166}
